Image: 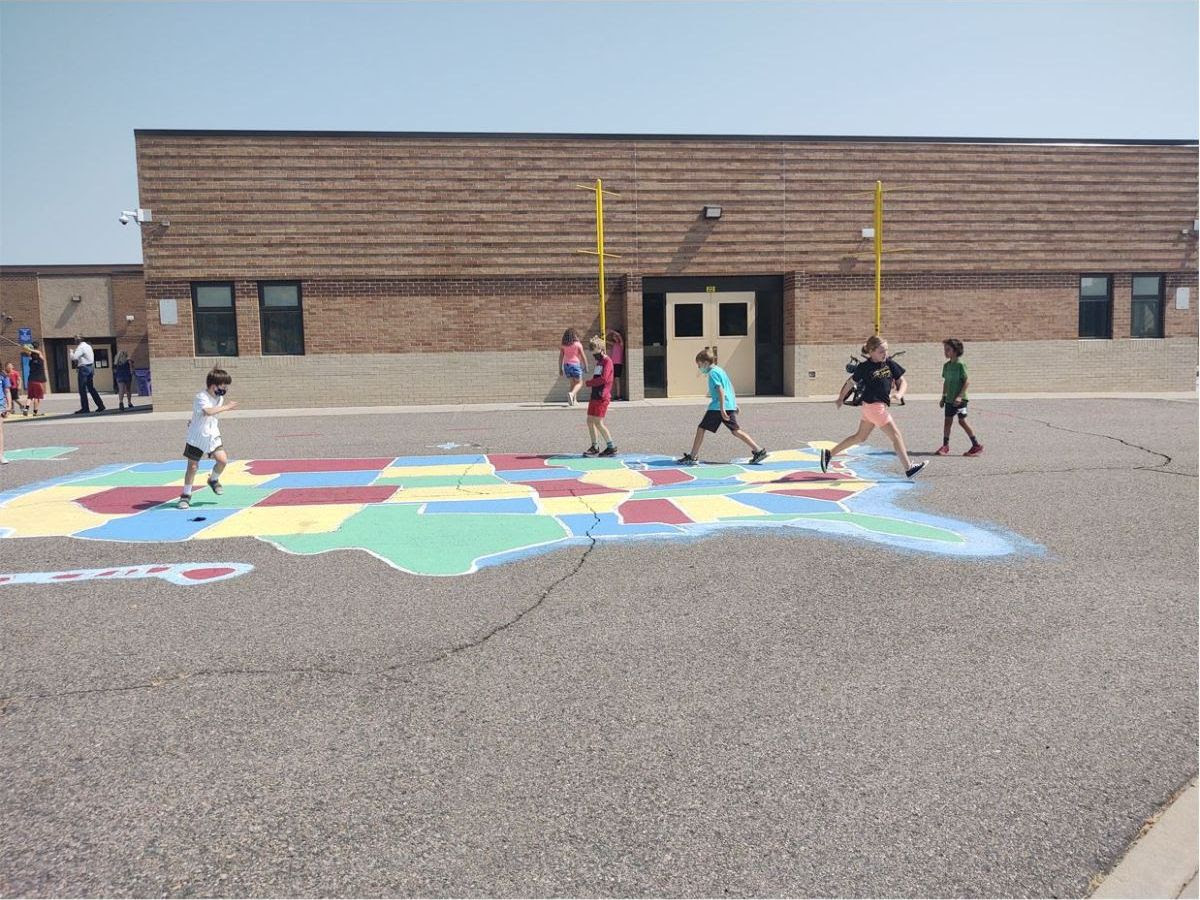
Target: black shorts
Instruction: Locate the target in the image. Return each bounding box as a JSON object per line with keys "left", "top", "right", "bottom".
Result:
{"left": 184, "top": 442, "right": 223, "bottom": 462}
{"left": 613, "top": 363, "right": 625, "bottom": 378}
{"left": 699, "top": 409, "right": 740, "bottom": 433}
{"left": 944, "top": 401, "right": 969, "bottom": 419}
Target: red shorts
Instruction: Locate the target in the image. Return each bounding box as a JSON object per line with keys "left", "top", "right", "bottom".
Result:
{"left": 587, "top": 399, "right": 610, "bottom": 418}
{"left": 26, "top": 381, "right": 45, "bottom": 400}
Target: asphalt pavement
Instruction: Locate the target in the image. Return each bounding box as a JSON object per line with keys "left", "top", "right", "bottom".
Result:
{"left": 1, "top": 393, "right": 1196, "bottom": 897}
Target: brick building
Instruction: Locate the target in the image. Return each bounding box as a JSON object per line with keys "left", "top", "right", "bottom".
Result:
{"left": 133, "top": 130, "right": 1198, "bottom": 410}
{"left": 0, "top": 264, "right": 148, "bottom": 395}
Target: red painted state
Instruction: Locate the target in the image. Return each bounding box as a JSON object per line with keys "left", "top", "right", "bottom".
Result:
{"left": 774, "top": 488, "right": 855, "bottom": 501}
{"left": 643, "top": 468, "right": 694, "bottom": 486}
{"left": 76, "top": 487, "right": 180, "bottom": 515}
{"left": 775, "top": 471, "right": 850, "bottom": 483}
{"left": 487, "top": 454, "right": 554, "bottom": 471}
{"left": 618, "top": 499, "right": 693, "bottom": 525}
{"left": 245, "top": 458, "right": 393, "bottom": 475}
{"left": 181, "top": 567, "right": 235, "bottom": 581}
{"left": 255, "top": 486, "right": 397, "bottom": 507}
{"left": 525, "top": 479, "right": 621, "bottom": 499}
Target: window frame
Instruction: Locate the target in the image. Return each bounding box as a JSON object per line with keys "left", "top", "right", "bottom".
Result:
{"left": 1130, "top": 273, "right": 1165, "bottom": 339}
{"left": 257, "top": 280, "right": 306, "bottom": 356}
{"left": 1078, "top": 274, "right": 1113, "bottom": 340}
{"left": 190, "top": 281, "right": 239, "bottom": 357}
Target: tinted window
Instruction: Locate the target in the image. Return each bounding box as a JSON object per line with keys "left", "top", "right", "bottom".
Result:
{"left": 673, "top": 303, "right": 704, "bottom": 338}
{"left": 1078, "top": 276, "right": 1111, "bottom": 339}
{"left": 718, "top": 302, "right": 748, "bottom": 336}
{"left": 259, "top": 282, "right": 305, "bottom": 355}
{"left": 191, "top": 283, "right": 238, "bottom": 356}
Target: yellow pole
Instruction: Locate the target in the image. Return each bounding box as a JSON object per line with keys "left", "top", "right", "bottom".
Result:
{"left": 596, "top": 178, "right": 607, "bottom": 336}
{"left": 874, "top": 180, "right": 883, "bottom": 335}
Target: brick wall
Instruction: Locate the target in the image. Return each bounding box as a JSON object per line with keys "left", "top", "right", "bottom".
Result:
{"left": 111, "top": 273, "right": 150, "bottom": 367}
{"left": 0, "top": 275, "right": 41, "bottom": 350}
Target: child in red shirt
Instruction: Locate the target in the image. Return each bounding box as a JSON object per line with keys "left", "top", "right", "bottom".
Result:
{"left": 583, "top": 335, "right": 617, "bottom": 457}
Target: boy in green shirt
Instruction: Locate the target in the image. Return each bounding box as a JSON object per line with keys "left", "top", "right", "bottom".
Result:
{"left": 938, "top": 338, "right": 982, "bottom": 456}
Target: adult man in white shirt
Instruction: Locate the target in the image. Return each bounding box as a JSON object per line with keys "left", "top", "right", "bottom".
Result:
{"left": 70, "top": 334, "right": 106, "bottom": 414}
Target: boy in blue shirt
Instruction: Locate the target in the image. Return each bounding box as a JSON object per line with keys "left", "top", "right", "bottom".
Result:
{"left": 676, "top": 349, "right": 768, "bottom": 465}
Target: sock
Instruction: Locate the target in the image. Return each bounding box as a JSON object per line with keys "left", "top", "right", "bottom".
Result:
{"left": 971, "top": 436, "right": 980, "bottom": 446}
{"left": 181, "top": 487, "right": 193, "bottom": 497}
{"left": 606, "top": 441, "right": 614, "bottom": 449}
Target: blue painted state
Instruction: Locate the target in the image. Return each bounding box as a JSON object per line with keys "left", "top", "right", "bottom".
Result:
{"left": 387, "top": 454, "right": 488, "bottom": 467}
{"left": 423, "top": 498, "right": 540, "bottom": 515}
{"left": 495, "top": 468, "right": 586, "bottom": 482}
{"left": 559, "top": 512, "right": 683, "bottom": 538}
{"left": 77, "top": 507, "right": 239, "bottom": 542}
{"left": 732, "top": 492, "right": 842, "bottom": 515}
{"left": 260, "top": 470, "right": 381, "bottom": 489}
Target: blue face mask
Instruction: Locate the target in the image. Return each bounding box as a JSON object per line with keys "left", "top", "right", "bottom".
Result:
{"left": 214, "top": 388, "right": 227, "bottom": 397}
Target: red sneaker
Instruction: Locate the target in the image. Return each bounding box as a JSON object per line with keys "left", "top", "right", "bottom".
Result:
{"left": 964, "top": 444, "right": 983, "bottom": 457}
{"left": 935, "top": 445, "right": 950, "bottom": 456}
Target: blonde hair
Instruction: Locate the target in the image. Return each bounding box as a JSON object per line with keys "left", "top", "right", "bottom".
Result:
{"left": 589, "top": 335, "right": 606, "bottom": 353}
{"left": 861, "top": 335, "right": 887, "bottom": 356}
{"left": 115, "top": 350, "right": 129, "bottom": 366}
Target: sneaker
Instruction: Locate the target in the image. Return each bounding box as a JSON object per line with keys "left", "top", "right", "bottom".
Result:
{"left": 567, "top": 395, "right": 576, "bottom": 407}
{"left": 206, "top": 478, "right": 224, "bottom": 495}
{"left": 583, "top": 446, "right": 600, "bottom": 457}
{"left": 905, "top": 462, "right": 927, "bottom": 479}
{"left": 599, "top": 446, "right": 617, "bottom": 457}
{"left": 964, "top": 444, "right": 984, "bottom": 457}
{"left": 820, "top": 449, "right": 831, "bottom": 473}
{"left": 749, "top": 448, "right": 768, "bottom": 465}
{"left": 177, "top": 496, "right": 191, "bottom": 510}
{"left": 935, "top": 445, "right": 950, "bottom": 456}
{"left": 21, "top": 408, "right": 29, "bottom": 416}
{"left": 0, "top": 457, "right": 8, "bottom": 465}
{"left": 95, "top": 405, "right": 106, "bottom": 413}
{"left": 74, "top": 409, "right": 88, "bottom": 415}
{"left": 676, "top": 453, "right": 698, "bottom": 466}
{"left": 119, "top": 404, "right": 126, "bottom": 411}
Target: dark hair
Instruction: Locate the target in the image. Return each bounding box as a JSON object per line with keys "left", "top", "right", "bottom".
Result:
{"left": 943, "top": 338, "right": 964, "bottom": 357}
{"left": 206, "top": 368, "right": 232, "bottom": 388}
{"left": 861, "top": 335, "right": 886, "bottom": 355}
{"left": 695, "top": 348, "right": 717, "bottom": 365}
{"left": 562, "top": 328, "right": 578, "bottom": 345}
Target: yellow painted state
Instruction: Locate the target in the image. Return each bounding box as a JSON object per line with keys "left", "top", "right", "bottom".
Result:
{"left": 759, "top": 448, "right": 822, "bottom": 462}
{"left": 378, "top": 463, "right": 495, "bottom": 479}
{"left": 0, "top": 487, "right": 114, "bottom": 537}
{"left": 539, "top": 493, "right": 626, "bottom": 516}
{"left": 671, "top": 494, "right": 763, "bottom": 523}
{"left": 194, "top": 504, "right": 363, "bottom": 539}
{"left": 736, "top": 468, "right": 794, "bottom": 484}
{"left": 580, "top": 468, "right": 651, "bottom": 490}
{"left": 384, "top": 483, "right": 535, "bottom": 503}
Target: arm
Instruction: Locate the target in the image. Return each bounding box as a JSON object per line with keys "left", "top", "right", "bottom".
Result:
{"left": 955, "top": 376, "right": 968, "bottom": 404}
{"left": 202, "top": 400, "right": 238, "bottom": 416}
{"left": 717, "top": 386, "right": 729, "bottom": 418}
{"left": 894, "top": 375, "right": 907, "bottom": 401}
{"left": 835, "top": 377, "right": 855, "bottom": 407}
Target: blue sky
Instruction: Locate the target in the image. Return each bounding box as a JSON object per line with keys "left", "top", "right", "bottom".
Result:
{"left": 1, "top": 1, "right": 1196, "bottom": 264}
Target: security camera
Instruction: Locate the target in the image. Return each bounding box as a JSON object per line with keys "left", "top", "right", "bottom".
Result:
{"left": 120, "top": 211, "right": 134, "bottom": 225}
{"left": 119, "top": 208, "right": 152, "bottom": 226}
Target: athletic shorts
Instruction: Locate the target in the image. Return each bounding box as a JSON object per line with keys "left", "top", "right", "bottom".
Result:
{"left": 613, "top": 363, "right": 624, "bottom": 378}
{"left": 184, "top": 442, "right": 223, "bottom": 462}
{"left": 699, "top": 409, "right": 740, "bottom": 433}
{"left": 587, "top": 398, "right": 610, "bottom": 418}
{"left": 944, "top": 401, "right": 969, "bottom": 418}
{"left": 563, "top": 363, "right": 583, "bottom": 379}
{"left": 860, "top": 402, "right": 894, "bottom": 428}
{"left": 26, "top": 381, "right": 44, "bottom": 400}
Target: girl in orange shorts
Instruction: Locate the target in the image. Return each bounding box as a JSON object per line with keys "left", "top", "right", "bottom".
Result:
{"left": 821, "top": 335, "right": 926, "bottom": 479}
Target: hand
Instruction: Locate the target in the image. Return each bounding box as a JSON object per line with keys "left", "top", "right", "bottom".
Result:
{"left": 835, "top": 397, "right": 843, "bottom": 408}
{"left": 721, "top": 410, "right": 730, "bottom": 421}
{"left": 224, "top": 400, "right": 239, "bottom": 411}
{"left": 954, "top": 396, "right": 964, "bottom": 405}
{"left": 938, "top": 397, "right": 945, "bottom": 408}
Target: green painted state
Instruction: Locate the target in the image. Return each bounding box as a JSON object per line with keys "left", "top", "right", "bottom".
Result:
{"left": 6, "top": 446, "right": 78, "bottom": 461}
{"left": 546, "top": 457, "right": 625, "bottom": 471}
{"left": 265, "top": 503, "right": 570, "bottom": 576}
{"left": 72, "top": 469, "right": 185, "bottom": 487}
{"left": 798, "top": 512, "right": 966, "bottom": 544}
{"left": 373, "top": 474, "right": 507, "bottom": 488}
{"left": 631, "top": 484, "right": 748, "bottom": 499}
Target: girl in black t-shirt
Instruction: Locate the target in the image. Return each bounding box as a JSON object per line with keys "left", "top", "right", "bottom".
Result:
{"left": 820, "top": 336, "right": 926, "bottom": 479}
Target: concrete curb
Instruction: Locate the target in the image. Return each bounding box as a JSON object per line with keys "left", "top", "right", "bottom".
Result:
{"left": 1090, "top": 778, "right": 1199, "bottom": 899}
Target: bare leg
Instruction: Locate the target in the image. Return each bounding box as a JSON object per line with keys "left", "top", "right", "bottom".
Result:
{"left": 569, "top": 378, "right": 582, "bottom": 403}
{"left": 586, "top": 418, "right": 598, "bottom": 447}
{"left": 879, "top": 421, "right": 913, "bottom": 471}
{"left": 689, "top": 427, "right": 706, "bottom": 458}
{"left": 209, "top": 448, "right": 228, "bottom": 482}
{"left": 942, "top": 417, "right": 952, "bottom": 446}
{"left": 182, "top": 459, "right": 199, "bottom": 495}
{"left": 730, "top": 427, "right": 762, "bottom": 453}
{"left": 957, "top": 416, "right": 978, "bottom": 441}
{"left": 830, "top": 421, "right": 874, "bottom": 459}
{"left": 594, "top": 418, "right": 612, "bottom": 445}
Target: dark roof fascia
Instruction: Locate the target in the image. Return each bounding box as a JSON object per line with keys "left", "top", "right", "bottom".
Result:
{"left": 1, "top": 264, "right": 144, "bottom": 276}
{"left": 132, "top": 129, "right": 1198, "bottom": 147}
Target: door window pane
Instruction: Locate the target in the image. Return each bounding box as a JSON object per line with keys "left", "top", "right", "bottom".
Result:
{"left": 1131, "top": 275, "right": 1163, "bottom": 338}
{"left": 673, "top": 303, "right": 704, "bottom": 337}
{"left": 1078, "top": 276, "right": 1111, "bottom": 339}
{"left": 191, "top": 283, "right": 238, "bottom": 356}
{"left": 718, "top": 302, "right": 748, "bottom": 336}
{"left": 259, "top": 282, "right": 305, "bottom": 355}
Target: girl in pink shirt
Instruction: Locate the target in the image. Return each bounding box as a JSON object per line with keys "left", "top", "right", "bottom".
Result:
{"left": 558, "top": 328, "right": 586, "bottom": 406}
{"left": 606, "top": 329, "right": 625, "bottom": 401}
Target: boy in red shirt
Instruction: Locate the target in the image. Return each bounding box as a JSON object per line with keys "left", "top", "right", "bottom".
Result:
{"left": 583, "top": 335, "right": 617, "bottom": 457}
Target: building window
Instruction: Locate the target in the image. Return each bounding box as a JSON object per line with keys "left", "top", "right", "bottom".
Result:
{"left": 259, "top": 282, "right": 305, "bottom": 355}
{"left": 1078, "top": 275, "right": 1112, "bottom": 339}
{"left": 673, "top": 303, "right": 704, "bottom": 337}
{"left": 1131, "top": 275, "right": 1164, "bottom": 339}
{"left": 191, "top": 283, "right": 238, "bottom": 356}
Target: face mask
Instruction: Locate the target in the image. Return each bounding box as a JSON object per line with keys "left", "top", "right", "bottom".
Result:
{"left": 593, "top": 352, "right": 604, "bottom": 360}
{"left": 214, "top": 388, "right": 227, "bottom": 396}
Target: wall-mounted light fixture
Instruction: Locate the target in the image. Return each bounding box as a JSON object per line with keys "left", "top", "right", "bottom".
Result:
{"left": 703, "top": 205, "right": 722, "bottom": 220}
{"left": 70, "top": 295, "right": 82, "bottom": 304}
{"left": 125, "top": 314, "right": 136, "bottom": 322}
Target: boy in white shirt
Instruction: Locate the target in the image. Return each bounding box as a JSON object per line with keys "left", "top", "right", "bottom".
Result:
{"left": 178, "top": 368, "right": 239, "bottom": 510}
